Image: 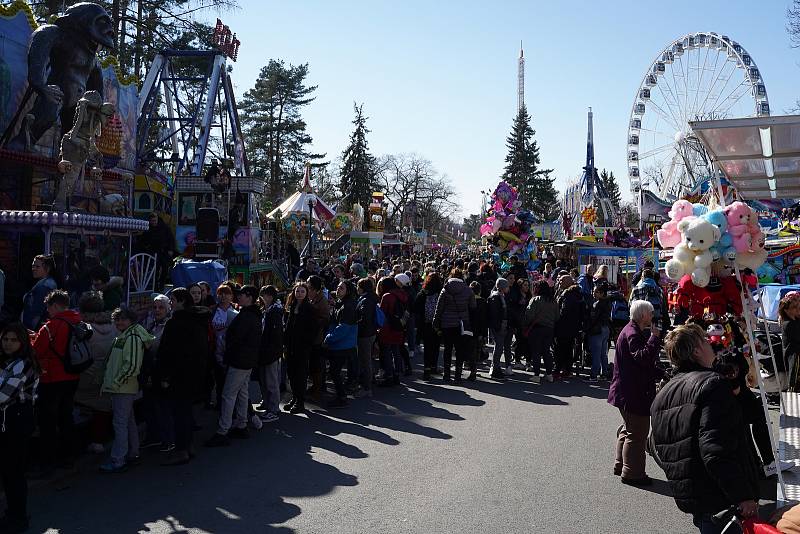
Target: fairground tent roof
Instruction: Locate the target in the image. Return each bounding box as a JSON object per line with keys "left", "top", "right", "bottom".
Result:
{"left": 266, "top": 165, "right": 335, "bottom": 221}
{"left": 690, "top": 115, "right": 800, "bottom": 200}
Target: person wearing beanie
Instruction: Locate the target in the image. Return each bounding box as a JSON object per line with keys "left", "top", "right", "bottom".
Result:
{"left": 487, "top": 278, "right": 511, "bottom": 378}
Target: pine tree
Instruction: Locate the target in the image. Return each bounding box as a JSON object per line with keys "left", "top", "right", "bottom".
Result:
{"left": 239, "top": 60, "right": 324, "bottom": 201}
{"left": 501, "top": 105, "right": 558, "bottom": 220}
{"left": 595, "top": 169, "right": 622, "bottom": 226}
{"left": 599, "top": 169, "right": 622, "bottom": 210}
{"left": 339, "top": 103, "right": 377, "bottom": 210}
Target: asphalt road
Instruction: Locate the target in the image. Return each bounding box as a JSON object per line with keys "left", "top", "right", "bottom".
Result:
{"left": 31, "top": 363, "right": 776, "bottom": 534}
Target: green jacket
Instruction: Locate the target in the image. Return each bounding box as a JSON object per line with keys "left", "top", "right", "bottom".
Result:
{"left": 102, "top": 324, "right": 155, "bottom": 394}
{"left": 524, "top": 296, "right": 560, "bottom": 330}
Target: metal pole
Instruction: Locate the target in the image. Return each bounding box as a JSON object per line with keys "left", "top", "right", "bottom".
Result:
{"left": 308, "top": 200, "right": 313, "bottom": 258}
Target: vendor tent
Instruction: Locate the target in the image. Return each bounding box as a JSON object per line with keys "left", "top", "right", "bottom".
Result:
{"left": 267, "top": 164, "right": 335, "bottom": 221}
{"left": 690, "top": 115, "right": 800, "bottom": 200}
{"left": 756, "top": 284, "right": 800, "bottom": 323}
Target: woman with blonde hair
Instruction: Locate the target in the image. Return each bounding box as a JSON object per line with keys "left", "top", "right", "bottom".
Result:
{"left": 593, "top": 264, "right": 609, "bottom": 285}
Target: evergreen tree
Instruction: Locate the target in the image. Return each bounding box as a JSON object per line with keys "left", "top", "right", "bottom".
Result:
{"left": 594, "top": 169, "right": 622, "bottom": 226}
{"left": 339, "top": 103, "right": 377, "bottom": 210}
{"left": 239, "top": 60, "right": 324, "bottom": 202}
{"left": 501, "top": 105, "right": 558, "bottom": 220}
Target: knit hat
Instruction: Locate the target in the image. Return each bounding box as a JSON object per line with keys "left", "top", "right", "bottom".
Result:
{"left": 395, "top": 273, "right": 411, "bottom": 287}
{"left": 495, "top": 277, "right": 510, "bottom": 291}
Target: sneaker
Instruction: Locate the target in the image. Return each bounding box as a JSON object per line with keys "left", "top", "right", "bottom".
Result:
{"left": 531, "top": 375, "right": 541, "bottom": 384}
{"left": 588, "top": 376, "right": 599, "bottom": 383}
{"left": 489, "top": 370, "right": 506, "bottom": 380}
{"left": 283, "top": 399, "right": 296, "bottom": 412}
{"left": 544, "top": 374, "right": 554, "bottom": 383}
{"left": 288, "top": 403, "right": 306, "bottom": 414}
{"left": 505, "top": 366, "right": 513, "bottom": 376}
{"left": 229, "top": 427, "right": 250, "bottom": 439}
{"left": 99, "top": 461, "right": 127, "bottom": 474}
{"left": 260, "top": 412, "right": 279, "bottom": 423}
{"left": 250, "top": 414, "right": 263, "bottom": 430}
{"left": 204, "top": 433, "right": 231, "bottom": 447}
{"left": 87, "top": 442, "right": 105, "bottom": 454}
{"left": 159, "top": 443, "right": 176, "bottom": 453}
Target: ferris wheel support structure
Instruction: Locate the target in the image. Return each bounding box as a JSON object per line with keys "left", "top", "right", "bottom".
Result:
{"left": 627, "top": 32, "right": 769, "bottom": 217}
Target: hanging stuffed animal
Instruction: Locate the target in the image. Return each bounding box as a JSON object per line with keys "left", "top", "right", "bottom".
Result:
{"left": 665, "top": 217, "right": 720, "bottom": 287}
{"left": 657, "top": 199, "right": 695, "bottom": 248}
{"left": 724, "top": 201, "right": 752, "bottom": 252}
{"left": 702, "top": 209, "right": 735, "bottom": 261}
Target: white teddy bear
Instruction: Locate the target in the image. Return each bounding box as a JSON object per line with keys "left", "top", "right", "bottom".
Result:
{"left": 664, "top": 217, "right": 720, "bottom": 288}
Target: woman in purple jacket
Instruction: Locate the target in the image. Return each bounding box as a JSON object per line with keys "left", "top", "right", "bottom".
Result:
{"left": 607, "top": 299, "right": 665, "bottom": 486}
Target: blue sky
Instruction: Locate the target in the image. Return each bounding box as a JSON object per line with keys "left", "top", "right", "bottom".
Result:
{"left": 209, "top": 0, "right": 800, "bottom": 217}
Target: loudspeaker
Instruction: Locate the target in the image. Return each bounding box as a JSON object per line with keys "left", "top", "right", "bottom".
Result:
{"left": 196, "top": 208, "right": 220, "bottom": 242}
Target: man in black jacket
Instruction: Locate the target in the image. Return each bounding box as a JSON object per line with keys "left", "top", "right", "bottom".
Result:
{"left": 206, "top": 285, "right": 262, "bottom": 446}
{"left": 651, "top": 324, "right": 761, "bottom": 533}
{"left": 256, "top": 285, "right": 283, "bottom": 423}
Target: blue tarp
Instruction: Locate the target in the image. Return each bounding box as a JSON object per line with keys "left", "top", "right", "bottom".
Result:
{"left": 756, "top": 284, "right": 800, "bottom": 322}
{"left": 170, "top": 260, "right": 227, "bottom": 292}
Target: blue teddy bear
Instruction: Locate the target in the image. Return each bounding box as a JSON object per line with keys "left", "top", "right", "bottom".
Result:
{"left": 702, "top": 209, "right": 736, "bottom": 261}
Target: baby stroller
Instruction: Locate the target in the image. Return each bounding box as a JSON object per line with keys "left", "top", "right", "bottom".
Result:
{"left": 712, "top": 506, "right": 780, "bottom": 534}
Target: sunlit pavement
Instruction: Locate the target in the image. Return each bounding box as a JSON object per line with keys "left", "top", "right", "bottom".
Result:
{"left": 32, "top": 359, "right": 770, "bottom": 534}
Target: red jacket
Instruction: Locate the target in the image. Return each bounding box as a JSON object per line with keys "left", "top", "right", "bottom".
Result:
{"left": 378, "top": 289, "right": 408, "bottom": 345}
{"left": 33, "top": 310, "right": 82, "bottom": 384}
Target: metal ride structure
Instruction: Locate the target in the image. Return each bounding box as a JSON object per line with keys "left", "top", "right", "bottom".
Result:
{"left": 564, "top": 108, "right": 615, "bottom": 232}
{"left": 628, "top": 32, "right": 770, "bottom": 214}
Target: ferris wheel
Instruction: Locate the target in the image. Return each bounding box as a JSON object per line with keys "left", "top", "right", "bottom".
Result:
{"left": 627, "top": 32, "right": 769, "bottom": 202}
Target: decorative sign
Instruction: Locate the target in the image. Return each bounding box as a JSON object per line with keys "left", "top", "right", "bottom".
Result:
{"left": 212, "top": 19, "right": 241, "bottom": 61}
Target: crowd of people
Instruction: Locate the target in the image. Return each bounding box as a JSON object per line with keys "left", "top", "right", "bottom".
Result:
{"left": 0, "top": 246, "right": 798, "bottom": 533}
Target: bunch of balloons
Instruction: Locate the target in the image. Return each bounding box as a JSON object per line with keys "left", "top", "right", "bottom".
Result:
{"left": 479, "top": 181, "right": 538, "bottom": 266}
{"left": 659, "top": 199, "right": 768, "bottom": 287}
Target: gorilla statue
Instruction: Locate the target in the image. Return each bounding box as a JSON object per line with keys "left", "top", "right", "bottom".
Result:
{"left": 17, "top": 2, "right": 115, "bottom": 147}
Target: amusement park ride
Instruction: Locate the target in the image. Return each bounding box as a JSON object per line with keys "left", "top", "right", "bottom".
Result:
{"left": 627, "top": 32, "right": 773, "bottom": 221}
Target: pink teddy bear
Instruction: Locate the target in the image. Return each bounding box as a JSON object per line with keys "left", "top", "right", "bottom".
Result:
{"left": 724, "top": 201, "right": 752, "bottom": 252}
{"left": 657, "top": 199, "right": 695, "bottom": 248}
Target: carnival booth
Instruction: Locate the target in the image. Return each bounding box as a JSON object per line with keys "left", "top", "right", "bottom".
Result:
{"left": 0, "top": 2, "right": 149, "bottom": 314}
{"left": 669, "top": 114, "right": 800, "bottom": 503}
{"left": 267, "top": 164, "right": 335, "bottom": 258}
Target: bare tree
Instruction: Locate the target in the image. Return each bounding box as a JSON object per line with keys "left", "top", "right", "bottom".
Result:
{"left": 375, "top": 153, "right": 458, "bottom": 232}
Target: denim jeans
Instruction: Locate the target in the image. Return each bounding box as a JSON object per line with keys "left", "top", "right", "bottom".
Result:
{"left": 528, "top": 326, "right": 554, "bottom": 376}
{"left": 381, "top": 343, "right": 402, "bottom": 378}
{"left": 258, "top": 360, "right": 281, "bottom": 414}
{"left": 110, "top": 393, "right": 139, "bottom": 465}
{"left": 489, "top": 327, "right": 506, "bottom": 371}
{"left": 357, "top": 336, "right": 376, "bottom": 390}
{"left": 589, "top": 325, "right": 610, "bottom": 377}
{"left": 217, "top": 367, "right": 251, "bottom": 434}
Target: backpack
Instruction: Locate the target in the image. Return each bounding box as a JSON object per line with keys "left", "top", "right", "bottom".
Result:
{"left": 374, "top": 304, "right": 386, "bottom": 328}
{"left": 609, "top": 294, "right": 630, "bottom": 324}
{"left": 424, "top": 294, "right": 438, "bottom": 324}
{"left": 46, "top": 318, "right": 94, "bottom": 374}
{"left": 388, "top": 295, "right": 410, "bottom": 330}
{"left": 635, "top": 284, "right": 663, "bottom": 319}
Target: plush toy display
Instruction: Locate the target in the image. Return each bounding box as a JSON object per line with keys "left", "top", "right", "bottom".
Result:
{"left": 664, "top": 217, "right": 720, "bottom": 287}
{"left": 702, "top": 209, "right": 735, "bottom": 261}
{"left": 661, "top": 200, "right": 767, "bottom": 286}
{"left": 656, "top": 200, "right": 695, "bottom": 248}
